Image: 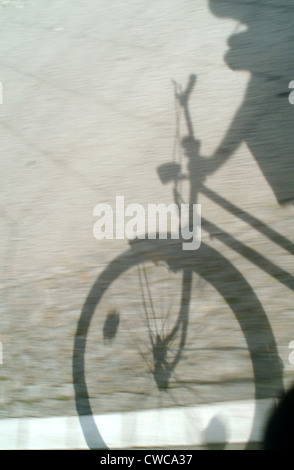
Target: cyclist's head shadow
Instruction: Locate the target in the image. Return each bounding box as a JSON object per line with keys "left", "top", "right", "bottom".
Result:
{"left": 208, "top": 0, "right": 294, "bottom": 206}
{"left": 209, "top": 0, "right": 294, "bottom": 73}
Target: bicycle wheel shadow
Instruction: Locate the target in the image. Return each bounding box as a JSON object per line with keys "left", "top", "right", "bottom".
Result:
{"left": 73, "top": 237, "right": 286, "bottom": 450}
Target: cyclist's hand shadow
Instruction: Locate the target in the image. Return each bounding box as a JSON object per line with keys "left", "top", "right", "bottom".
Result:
{"left": 181, "top": 135, "right": 214, "bottom": 186}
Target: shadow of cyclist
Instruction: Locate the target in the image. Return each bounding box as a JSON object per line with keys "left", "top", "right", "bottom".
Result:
{"left": 73, "top": 2, "right": 294, "bottom": 450}
{"left": 208, "top": 0, "right": 294, "bottom": 206}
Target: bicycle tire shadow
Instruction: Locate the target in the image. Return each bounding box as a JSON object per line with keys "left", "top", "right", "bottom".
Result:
{"left": 73, "top": 237, "right": 286, "bottom": 449}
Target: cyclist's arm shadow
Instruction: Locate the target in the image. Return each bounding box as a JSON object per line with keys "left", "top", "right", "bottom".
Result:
{"left": 208, "top": 0, "right": 294, "bottom": 206}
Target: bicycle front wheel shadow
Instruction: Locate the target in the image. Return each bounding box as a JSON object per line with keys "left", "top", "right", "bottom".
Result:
{"left": 73, "top": 238, "right": 283, "bottom": 450}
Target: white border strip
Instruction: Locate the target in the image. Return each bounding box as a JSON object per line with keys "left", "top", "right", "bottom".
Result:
{"left": 0, "top": 399, "right": 274, "bottom": 450}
